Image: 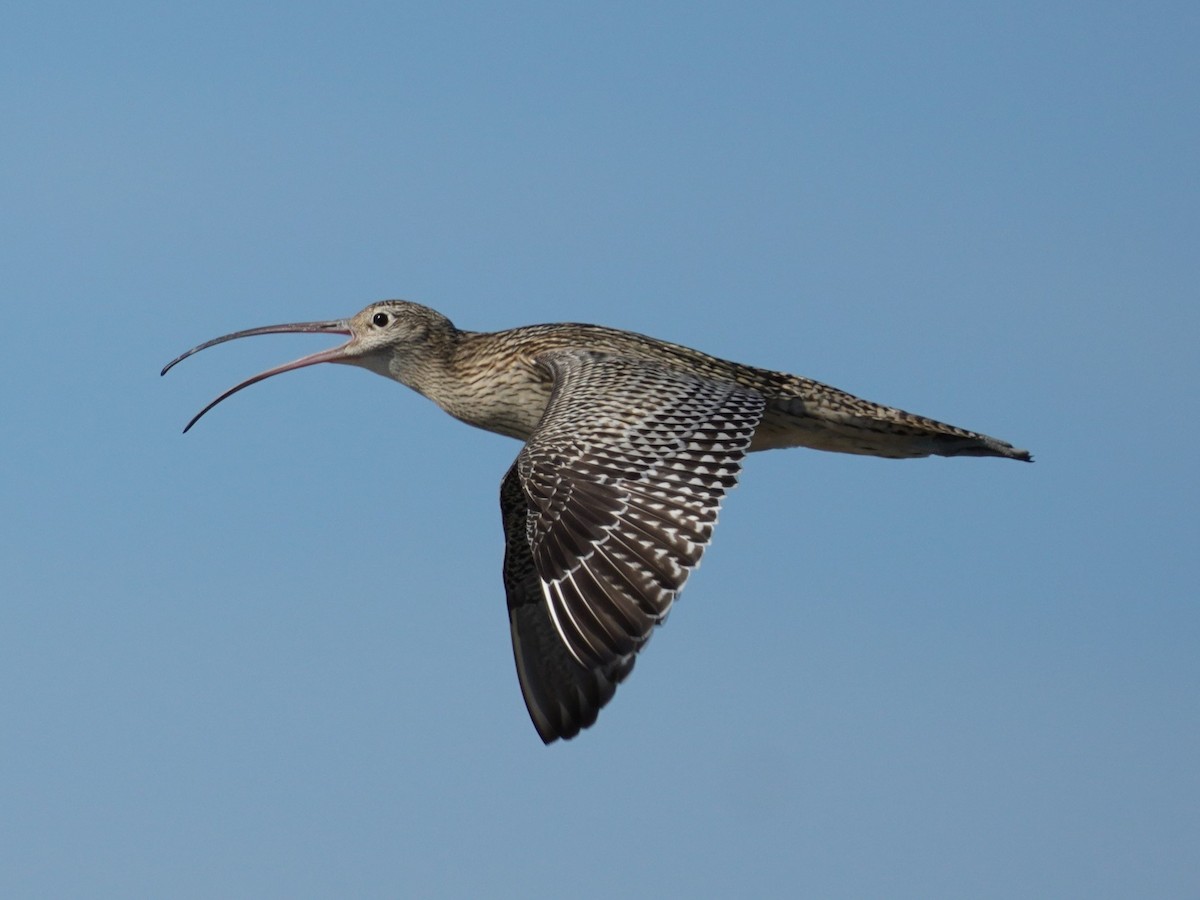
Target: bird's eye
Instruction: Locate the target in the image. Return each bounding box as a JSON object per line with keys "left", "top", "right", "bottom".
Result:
{"left": 372, "top": 312, "right": 390, "bottom": 327}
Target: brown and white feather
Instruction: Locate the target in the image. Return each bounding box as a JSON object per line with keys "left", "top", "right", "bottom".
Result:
{"left": 499, "top": 350, "right": 763, "bottom": 739}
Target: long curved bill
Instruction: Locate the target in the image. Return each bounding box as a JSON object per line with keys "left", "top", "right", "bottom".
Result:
{"left": 162, "top": 320, "right": 353, "bottom": 433}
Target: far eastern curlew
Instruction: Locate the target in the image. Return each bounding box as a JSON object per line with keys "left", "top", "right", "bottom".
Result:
{"left": 163, "top": 300, "right": 1031, "bottom": 743}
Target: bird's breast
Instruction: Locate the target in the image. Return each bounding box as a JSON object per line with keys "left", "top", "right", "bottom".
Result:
{"left": 434, "top": 355, "right": 553, "bottom": 442}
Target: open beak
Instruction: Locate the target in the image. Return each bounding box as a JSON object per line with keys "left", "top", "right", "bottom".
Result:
{"left": 162, "top": 319, "right": 353, "bottom": 432}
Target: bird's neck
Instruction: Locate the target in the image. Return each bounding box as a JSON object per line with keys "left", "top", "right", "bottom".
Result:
{"left": 397, "top": 328, "right": 550, "bottom": 441}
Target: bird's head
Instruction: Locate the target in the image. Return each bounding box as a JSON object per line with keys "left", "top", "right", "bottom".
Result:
{"left": 162, "top": 300, "right": 458, "bottom": 432}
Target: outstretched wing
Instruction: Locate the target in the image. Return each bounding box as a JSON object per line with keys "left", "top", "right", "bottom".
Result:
{"left": 500, "top": 349, "right": 765, "bottom": 743}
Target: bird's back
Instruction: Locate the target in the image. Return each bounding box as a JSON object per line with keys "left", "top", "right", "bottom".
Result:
{"left": 443, "top": 322, "right": 1029, "bottom": 461}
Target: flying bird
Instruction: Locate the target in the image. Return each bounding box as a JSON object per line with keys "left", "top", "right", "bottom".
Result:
{"left": 163, "top": 300, "right": 1031, "bottom": 743}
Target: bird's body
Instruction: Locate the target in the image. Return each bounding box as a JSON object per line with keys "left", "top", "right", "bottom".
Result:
{"left": 164, "top": 300, "right": 1031, "bottom": 742}
{"left": 343, "top": 302, "right": 1028, "bottom": 460}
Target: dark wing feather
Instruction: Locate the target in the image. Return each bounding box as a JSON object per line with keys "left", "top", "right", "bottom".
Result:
{"left": 500, "top": 464, "right": 634, "bottom": 743}
{"left": 500, "top": 349, "right": 765, "bottom": 742}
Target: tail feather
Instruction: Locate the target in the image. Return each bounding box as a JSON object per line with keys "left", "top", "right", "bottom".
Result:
{"left": 754, "top": 392, "right": 1033, "bottom": 462}
{"left": 929, "top": 431, "right": 1033, "bottom": 462}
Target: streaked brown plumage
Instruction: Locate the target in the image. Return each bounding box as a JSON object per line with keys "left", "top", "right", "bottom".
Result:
{"left": 163, "top": 299, "right": 1031, "bottom": 742}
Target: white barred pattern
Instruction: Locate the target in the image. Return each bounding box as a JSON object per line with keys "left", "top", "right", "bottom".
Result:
{"left": 513, "top": 350, "right": 764, "bottom": 673}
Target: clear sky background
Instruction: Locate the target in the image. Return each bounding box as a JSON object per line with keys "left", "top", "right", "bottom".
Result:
{"left": 2, "top": 3, "right": 1197, "bottom": 897}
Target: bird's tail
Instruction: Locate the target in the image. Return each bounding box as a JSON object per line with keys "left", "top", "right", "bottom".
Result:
{"left": 756, "top": 390, "right": 1033, "bottom": 462}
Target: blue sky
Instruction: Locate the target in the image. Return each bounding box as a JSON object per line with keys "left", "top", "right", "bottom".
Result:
{"left": 2, "top": 2, "right": 1197, "bottom": 897}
